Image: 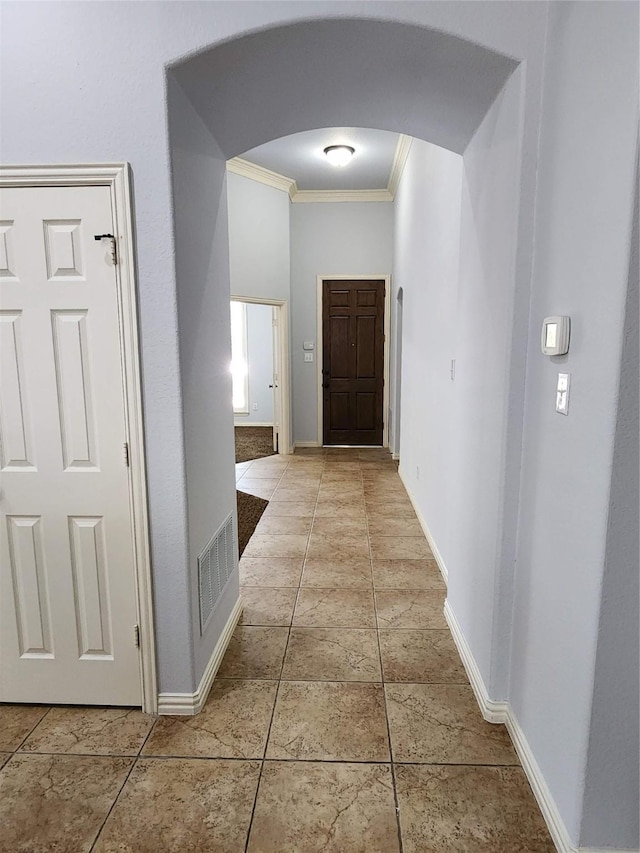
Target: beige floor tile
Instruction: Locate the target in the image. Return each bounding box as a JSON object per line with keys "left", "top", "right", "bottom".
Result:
{"left": 0, "top": 753, "right": 11, "bottom": 770}
{"left": 217, "top": 627, "right": 289, "bottom": 679}
{"left": 320, "top": 470, "right": 363, "bottom": 482}
{"left": 367, "top": 516, "right": 424, "bottom": 536}
{"left": 311, "top": 516, "right": 368, "bottom": 535}
{"left": 372, "top": 559, "right": 446, "bottom": 589}
{"left": 395, "top": 764, "right": 555, "bottom": 853}
{"left": 239, "top": 556, "right": 304, "bottom": 587}
{"left": 240, "top": 587, "right": 298, "bottom": 626}
{"left": 237, "top": 479, "right": 280, "bottom": 499}
{"left": 242, "top": 533, "right": 309, "bottom": 558}
{"left": 0, "top": 753, "right": 132, "bottom": 853}
{"left": 267, "top": 681, "right": 390, "bottom": 761}
{"left": 370, "top": 535, "right": 433, "bottom": 560}
{"left": 93, "top": 758, "right": 260, "bottom": 853}
{"left": 142, "top": 680, "right": 277, "bottom": 758}
{"left": 307, "top": 532, "right": 370, "bottom": 561}
{"left": 315, "top": 499, "right": 366, "bottom": 517}
{"left": 261, "top": 500, "right": 316, "bottom": 517}
{"left": 282, "top": 628, "right": 382, "bottom": 682}
{"left": 270, "top": 484, "right": 319, "bottom": 502}
{"left": 294, "top": 589, "right": 376, "bottom": 628}
{"left": 365, "top": 499, "right": 417, "bottom": 518}
{"left": 386, "top": 683, "right": 518, "bottom": 764}
{"left": 301, "top": 559, "right": 373, "bottom": 589}
{"left": 318, "top": 486, "right": 365, "bottom": 503}
{"left": 240, "top": 466, "right": 285, "bottom": 479}
{"left": 0, "top": 704, "right": 50, "bottom": 751}
{"left": 363, "top": 486, "right": 408, "bottom": 501}
{"left": 378, "top": 630, "right": 468, "bottom": 683}
{"left": 20, "top": 707, "right": 154, "bottom": 756}
{"left": 247, "top": 761, "right": 399, "bottom": 853}
{"left": 375, "top": 589, "right": 447, "bottom": 628}
{"left": 255, "top": 515, "right": 312, "bottom": 535}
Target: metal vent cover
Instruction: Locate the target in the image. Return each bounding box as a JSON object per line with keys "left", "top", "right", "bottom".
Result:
{"left": 198, "top": 513, "right": 236, "bottom": 634}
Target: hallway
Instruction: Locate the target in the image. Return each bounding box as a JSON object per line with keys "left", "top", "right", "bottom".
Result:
{"left": 0, "top": 449, "right": 554, "bottom": 852}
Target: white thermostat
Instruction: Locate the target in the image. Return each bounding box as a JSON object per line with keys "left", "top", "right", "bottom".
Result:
{"left": 541, "top": 316, "right": 570, "bottom": 356}
{"left": 303, "top": 341, "right": 314, "bottom": 351}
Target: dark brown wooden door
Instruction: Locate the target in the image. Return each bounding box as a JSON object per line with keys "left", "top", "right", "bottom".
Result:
{"left": 322, "top": 279, "right": 385, "bottom": 445}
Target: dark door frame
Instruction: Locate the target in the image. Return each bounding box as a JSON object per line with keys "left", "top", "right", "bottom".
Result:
{"left": 316, "top": 274, "right": 391, "bottom": 447}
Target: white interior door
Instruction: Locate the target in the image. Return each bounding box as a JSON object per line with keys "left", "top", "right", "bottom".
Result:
{"left": 271, "top": 307, "right": 281, "bottom": 453}
{"left": 0, "top": 184, "right": 142, "bottom": 706}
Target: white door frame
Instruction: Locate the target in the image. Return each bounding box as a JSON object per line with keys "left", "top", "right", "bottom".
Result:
{"left": 230, "top": 295, "right": 291, "bottom": 455}
{"left": 316, "top": 275, "right": 391, "bottom": 448}
{"left": 0, "top": 164, "right": 157, "bottom": 714}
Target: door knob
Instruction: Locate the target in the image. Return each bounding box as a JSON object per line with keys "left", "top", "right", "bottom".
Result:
{"left": 323, "top": 383, "right": 329, "bottom": 389}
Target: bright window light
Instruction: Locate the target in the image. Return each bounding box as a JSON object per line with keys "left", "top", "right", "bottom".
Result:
{"left": 230, "top": 300, "right": 248, "bottom": 414}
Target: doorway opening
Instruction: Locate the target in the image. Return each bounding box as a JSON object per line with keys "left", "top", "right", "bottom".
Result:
{"left": 230, "top": 296, "right": 291, "bottom": 459}
{"left": 316, "top": 275, "right": 391, "bottom": 447}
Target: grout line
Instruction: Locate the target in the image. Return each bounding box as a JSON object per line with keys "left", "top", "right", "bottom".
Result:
{"left": 88, "top": 712, "right": 158, "bottom": 850}
{"left": 11, "top": 705, "right": 54, "bottom": 752}
{"left": 364, "top": 468, "right": 404, "bottom": 852}
{"left": 14, "top": 750, "right": 523, "bottom": 767}
{"left": 244, "top": 450, "right": 324, "bottom": 852}
{"left": 88, "top": 753, "right": 142, "bottom": 851}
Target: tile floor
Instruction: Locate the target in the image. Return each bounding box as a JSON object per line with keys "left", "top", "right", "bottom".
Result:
{"left": 0, "top": 448, "right": 555, "bottom": 852}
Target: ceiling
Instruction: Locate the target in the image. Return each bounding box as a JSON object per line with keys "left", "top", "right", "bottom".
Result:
{"left": 238, "top": 127, "right": 402, "bottom": 192}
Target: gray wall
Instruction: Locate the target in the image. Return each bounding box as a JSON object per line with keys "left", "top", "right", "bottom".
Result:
{"left": 581, "top": 160, "right": 639, "bottom": 849}
{"left": 1, "top": 0, "right": 540, "bottom": 697}
{"left": 168, "top": 74, "right": 239, "bottom": 690}
{"left": 510, "top": 2, "right": 639, "bottom": 841}
{"left": 227, "top": 172, "right": 290, "bottom": 302}
{"left": 290, "top": 202, "right": 394, "bottom": 444}
{"left": 234, "top": 302, "right": 275, "bottom": 425}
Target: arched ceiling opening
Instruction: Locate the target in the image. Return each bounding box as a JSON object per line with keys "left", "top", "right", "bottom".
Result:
{"left": 171, "top": 18, "right": 518, "bottom": 157}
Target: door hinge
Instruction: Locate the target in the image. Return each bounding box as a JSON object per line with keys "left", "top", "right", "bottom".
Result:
{"left": 94, "top": 233, "right": 117, "bottom": 265}
{"left": 134, "top": 624, "right": 140, "bottom": 647}
{"left": 124, "top": 442, "right": 130, "bottom": 467}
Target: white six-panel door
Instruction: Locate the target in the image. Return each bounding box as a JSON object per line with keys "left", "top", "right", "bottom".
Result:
{"left": 0, "top": 185, "right": 142, "bottom": 706}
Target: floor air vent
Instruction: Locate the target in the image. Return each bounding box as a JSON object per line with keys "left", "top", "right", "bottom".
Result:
{"left": 198, "top": 513, "right": 236, "bottom": 634}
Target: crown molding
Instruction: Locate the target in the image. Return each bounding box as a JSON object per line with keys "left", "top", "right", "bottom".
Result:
{"left": 387, "top": 134, "right": 413, "bottom": 198}
{"left": 226, "top": 157, "right": 297, "bottom": 197}
{"left": 292, "top": 188, "right": 393, "bottom": 204}
{"left": 226, "top": 133, "right": 413, "bottom": 203}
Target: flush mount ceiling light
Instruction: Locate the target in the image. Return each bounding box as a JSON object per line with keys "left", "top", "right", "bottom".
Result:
{"left": 324, "top": 145, "right": 355, "bottom": 167}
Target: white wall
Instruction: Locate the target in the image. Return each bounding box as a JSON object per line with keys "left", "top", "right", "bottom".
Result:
{"left": 290, "top": 202, "right": 394, "bottom": 443}
{"left": 393, "top": 139, "right": 463, "bottom": 562}
{"left": 235, "top": 302, "right": 275, "bottom": 425}
{"left": 227, "top": 172, "right": 290, "bottom": 302}
{"left": 510, "top": 3, "right": 639, "bottom": 844}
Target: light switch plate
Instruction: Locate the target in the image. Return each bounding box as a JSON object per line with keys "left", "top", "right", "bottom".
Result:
{"left": 556, "top": 372, "right": 570, "bottom": 415}
{"left": 304, "top": 352, "right": 313, "bottom": 363}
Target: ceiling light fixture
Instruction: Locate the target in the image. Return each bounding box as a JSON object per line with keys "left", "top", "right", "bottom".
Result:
{"left": 324, "top": 145, "right": 355, "bottom": 167}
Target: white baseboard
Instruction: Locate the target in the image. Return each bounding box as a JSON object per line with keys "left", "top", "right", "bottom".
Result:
{"left": 398, "top": 471, "right": 448, "bottom": 585}
{"left": 444, "top": 599, "right": 636, "bottom": 853}
{"left": 294, "top": 441, "right": 320, "bottom": 448}
{"left": 157, "top": 597, "right": 242, "bottom": 716}
{"left": 444, "top": 600, "right": 508, "bottom": 723}
{"left": 392, "top": 452, "right": 400, "bottom": 461}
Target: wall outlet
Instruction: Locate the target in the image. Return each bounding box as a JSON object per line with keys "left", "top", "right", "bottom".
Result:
{"left": 252, "top": 403, "right": 258, "bottom": 411}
